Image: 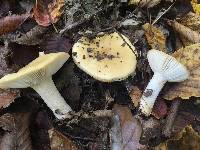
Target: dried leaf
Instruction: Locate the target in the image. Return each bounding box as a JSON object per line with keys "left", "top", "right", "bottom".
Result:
{"left": 48, "top": 128, "right": 78, "bottom": 150}
{"left": 191, "top": 0, "right": 200, "bottom": 15}
{"left": 31, "top": 111, "right": 51, "bottom": 150}
{"left": 0, "top": 113, "right": 33, "bottom": 150}
{"left": 8, "top": 43, "right": 39, "bottom": 68}
{"left": 163, "top": 43, "right": 200, "bottom": 100}
{"left": 111, "top": 105, "right": 145, "bottom": 150}
{"left": 129, "top": 0, "right": 161, "bottom": 8}
{"left": 140, "top": 118, "right": 163, "bottom": 147}
{"left": 10, "top": 25, "right": 47, "bottom": 45}
{"left": 155, "top": 126, "right": 200, "bottom": 150}
{"left": 143, "top": 23, "right": 167, "bottom": 52}
{"left": 179, "top": 12, "right": 200, "bottom": 32}
{"left": 0, "top": 14, "right": 29, "bottom": 36}
{"left": 129, "top": 86, "right": 142, "bottom": 107}
{"left": 152, "top": 98, "right": 168, "bottom": 119}
{"left": 0, "top": 89, "right": 20, "bottom": 108}
{"left": 168, "top": 20, "right": 200, "bottom": 44}
{"left": 33, "top": 0, "right": 65, "bottom": 26}
{"left": 41, "top": 35, "right": 72, "bottom": 53}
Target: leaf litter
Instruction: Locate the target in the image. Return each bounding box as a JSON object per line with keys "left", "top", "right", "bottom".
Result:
{"left": 0, "top": 0, "right": 199, "bottom": 149}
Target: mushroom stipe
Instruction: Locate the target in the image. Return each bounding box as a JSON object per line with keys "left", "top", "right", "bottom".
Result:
{"left": 0, "top": 52, "right": 72, "bottom": 120}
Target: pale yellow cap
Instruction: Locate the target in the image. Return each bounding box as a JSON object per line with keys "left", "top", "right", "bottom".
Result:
{"left": 72, "top": 32, "right": 137, "bottom": 82}
{"left": 0, "top": 52, "right": 69, "bottom": 88}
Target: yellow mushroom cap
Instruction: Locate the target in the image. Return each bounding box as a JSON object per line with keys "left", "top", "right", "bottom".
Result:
{"left": 0, "top": 52, "right": 69, "bottom": 88}
{"left": 72, "top": 32, "right": 137, "bottom": 82}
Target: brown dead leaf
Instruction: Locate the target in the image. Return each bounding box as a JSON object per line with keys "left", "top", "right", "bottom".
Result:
{"left": 48, "top": 128, "right": 78, "bottom": 150}
{"left": 163, "top": 43, "right": 200, "bottom": 100}
{"left": 191, "top": 0, "right": 200, "bottom": 15}
{"left": 0, "top": 14, "right": 29, "bottom": 36}
{"left": 111, "top": 105, "right": 145, "bottom": 150}
{"left": 155, "top": 126, "right": 200, "bottom": 150}
{"left": 179, "top": 12, "right": 200, "bottom": 32}
{"left": 129, "top": 86, "right": 142, "bottom": 107}
{"left": 129, "top": 0, "right": 161, "bottom": 8}
{"left": 143, "top": 23, "right": 167, "bottom": 52}
{"left": 33, "top": 0, "right": 65, "bottom": 26}
{"left": 10, "top": 25, "right": 47, "bottom": 45}
{"left": 41, "top": 35, "right": 72, "bottom": 53}
{"left": 168, "top": 20, "right": 200, "bottom": 44}
{"left": 152, "top": 98, "right": 168, "bottom": 119}
{"left": 0, "top": 112, "right": 33, "bottom": 150}
{"left": 0, "top": 89, "right": 20, "bottom": 108}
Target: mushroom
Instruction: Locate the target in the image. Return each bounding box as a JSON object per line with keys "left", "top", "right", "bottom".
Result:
{"left": 72, "top": 32, "right": 137, "bottom": 82}
{"left": 0, "top": 52, "right": 71, "bottom": 119}
{"left": 139, "top": 49, "right": 189, "bottom": 116}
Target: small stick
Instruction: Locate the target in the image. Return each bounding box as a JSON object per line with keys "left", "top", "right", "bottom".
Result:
{"left": 63, "top": 110, "right": 113, "bottom": 120}
{"left": 162, "top": 99, "right": 181, "bottom": 137}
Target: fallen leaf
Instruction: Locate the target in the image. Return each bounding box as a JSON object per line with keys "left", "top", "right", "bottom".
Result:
{"left": 33, "top": 0, "right": 65, "bottom": 26}
{"left": 0, "top": 14, "right": 29, "bottom": 36}
{"left": 41, "top": 35, "right": 72, "bottom": 53}
{"left": 0, "top": 89, "right": 20, "bottom": 108}
{"left": 155, "top": 126, "right": 200, "bottom": 150}
{"left": 140, "top": 118, "right": 163, "bottom": 147}
{"left": 31, "top": 110, "right": 51, "bottom": 150}
{"left": 129, "top": 0, "right": 161, "bottom": 8}
{"left": 48, "top": 128, "right": 78, "bottom": 150}
{"left": 10, "top": 25, "right": 47, "bottom": 45}
{"left": 168, "top": 20, "right": 200, "bottom": 44}
{"left": 129, "top": 86, "right": 142, "bottom": 107}
{"left": 8, "top": 43, "right": 39, "bottom": 68}
{"left": 143, "top": 23, "right": 167, "bottom": 52}
{"left": 152, "top": 98, "right": 168, "bottom": 119}
{"left": 191, "top": 0, "right": 200, "bottom": 15}
{"left": 111, "top": 105, "right": 145, "bottom": 150}
{"left": 163, "top": 43, "right": 200, "bottom": 100}
{"left": 178, "top": 12, "right": 200, "bottom": 32}
{"left": 0, "top": 112, "right": 33, "bottom": 150}
{"left": 171, "top": 100, "right": 200, "bottom": 137}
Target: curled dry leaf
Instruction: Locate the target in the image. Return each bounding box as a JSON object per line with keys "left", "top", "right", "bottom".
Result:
{"left": 163, "top": 43, "right": 200, "bottom": 100}
{"left": 41, "top": 35, "right": 72, "bottom": 53}
{"left": 143, "top": 23, "right": 167, "bottom": 52}
{"left": 168, "top": 20, "right": 200, "bottom": 44}
{"left": 33, "top": 0, "right": 65, "bottom": 26}
{"left": 129, "top": 0, "right": 161, "bottom": 8}
{"left": 0, "top": 14, "right": 29, "bottom": 36}
{"left": 129, "top": 86, "right": 142, "bottom": 107}
{"left": 178, "top": 12, "right": 200, "bottom": 32}
{"left": 48, "top": 128, "right": 78, "bottom": 150}
{"left": 111, "top": 105, "right": 145, "bottom": 150}
{"left": 0, "top": 113, "right": 33, "bottom": 150}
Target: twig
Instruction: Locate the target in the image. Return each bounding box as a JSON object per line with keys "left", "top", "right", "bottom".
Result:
{"left": 152, "top": 2, "right": 175, "bottom": 25}
{"left": 162, "top": 99, "right": 181, "bottom": 137}
{"left": 62, "top": 109, "right": 113, "bottom": 120}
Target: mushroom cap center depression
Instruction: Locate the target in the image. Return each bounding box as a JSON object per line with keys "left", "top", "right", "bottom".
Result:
{"left": 72, "top": 32, "right": 137, "bottom": 82}
{"left": 0, "top": 52, "right": 69, "bottom": 88}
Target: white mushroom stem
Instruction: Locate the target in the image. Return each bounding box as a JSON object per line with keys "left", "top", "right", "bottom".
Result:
{"left": 139, "top": 73, "right": 166, "bottom": 116}
{"left": 32, "top": 77, "right": 72, "bottom": 119}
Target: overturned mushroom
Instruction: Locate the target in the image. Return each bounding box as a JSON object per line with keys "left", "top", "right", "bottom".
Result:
{"left": 0, "top": 52, "right": 71, "bottom": 120}
{"left": 72, "top": 32, "right": 137, "bottom": 82}
{"left": 139, "top": 49, "right": 189, "bottom": 116}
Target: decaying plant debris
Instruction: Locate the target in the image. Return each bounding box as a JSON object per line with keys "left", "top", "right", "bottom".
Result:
{"left": 0, "top": 0, "right": 200, "bottom": 150}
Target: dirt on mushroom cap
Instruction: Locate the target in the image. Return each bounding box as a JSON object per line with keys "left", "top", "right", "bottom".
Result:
{"left": 72, "top": 32, "right": 137, "bottom": 82}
